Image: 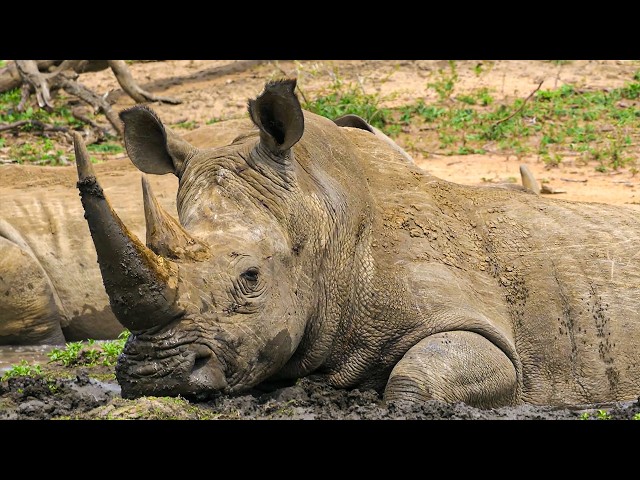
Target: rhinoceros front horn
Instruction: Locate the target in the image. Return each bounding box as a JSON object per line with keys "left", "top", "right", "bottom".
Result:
{"left": 73, "top": 133, "right": 184, "bottom": 332}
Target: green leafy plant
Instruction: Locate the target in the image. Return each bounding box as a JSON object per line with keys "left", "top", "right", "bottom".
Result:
{"left": 8, "top": 138, "right": 70, "bottom": 165}
{"left": 387, "top": 68, "right": 640, "bottom": 167}
{"left": 47, "top": 330, "right": 130, "bottom": 367}
{"left": 303, "top": 80, "right": 394, "bottom": 134}
{"left": 1, "top": 360, "right": 42, "bottom": 381}
{"left": 0, "top": 89, "right": 84, "bottom": 130}
{"left": 86, "top": 142, "right": 124, "bottom": 154}
{"left": 580, "top": 409, "right": 612, "bottom": 420}
{"left": 48, "top": 341, "right": 85, "bottom": 366}
{"left": 427, "top": 61, "right": 458, "bottom": 101}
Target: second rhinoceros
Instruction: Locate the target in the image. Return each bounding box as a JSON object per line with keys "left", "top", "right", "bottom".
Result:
{"left": 75, "top": 78, "right": 640, "bottom": 408}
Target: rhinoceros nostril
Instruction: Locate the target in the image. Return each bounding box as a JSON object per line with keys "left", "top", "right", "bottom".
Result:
{"left": 192, "top": 344, "right": 212, "bottom": 370}
{"left": 187, "top": 348, "right": 226, "bottom": 393}
{"left": 193, "top": 355, "right": 210, "bottom": 372}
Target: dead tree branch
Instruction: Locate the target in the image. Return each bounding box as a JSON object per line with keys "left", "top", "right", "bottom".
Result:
{"left": 57, "top": 75, "right": 124, "bottom": 136}
{"left": 493, "top": 80, "right": 544, "bottom": 126}
{"left": 0, "top": 60, "right": 61, "bottom": 92}
{"left": 15, "top": 60, "right": 56, "bottom": 110}
{"left": 0, "top": 119, "right": 69, "bottom": 133}
{"left": 107, "top": 60, "right": 181, "bottom": 104}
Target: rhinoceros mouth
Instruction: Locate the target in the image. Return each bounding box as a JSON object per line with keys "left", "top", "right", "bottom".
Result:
{"left": 116, "top": 333, "right": 229, "bottom": 400}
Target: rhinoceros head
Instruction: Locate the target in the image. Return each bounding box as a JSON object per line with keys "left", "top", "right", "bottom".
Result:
{"left": 75, "top": 79, "right": 371, "bottom": 399}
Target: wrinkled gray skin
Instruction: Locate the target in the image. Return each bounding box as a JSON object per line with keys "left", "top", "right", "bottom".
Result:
{"left": 76, "top": 79, "right": 640, "bottom": 408}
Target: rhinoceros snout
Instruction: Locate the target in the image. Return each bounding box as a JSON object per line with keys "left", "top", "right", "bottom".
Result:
{"left": 116, "top": 341, "right": 227, "bottom": 399}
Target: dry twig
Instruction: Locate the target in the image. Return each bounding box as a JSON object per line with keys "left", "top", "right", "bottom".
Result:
{"left": 0, "top": 119, "right": 69, "bottom": 133}
{"left": 493, "top": 80, "right": 544, "bottom": 126}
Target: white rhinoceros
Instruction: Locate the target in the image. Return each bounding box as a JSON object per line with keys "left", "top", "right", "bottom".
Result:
{"left": 74, "top": 78, "right": 640, "bottom": 408}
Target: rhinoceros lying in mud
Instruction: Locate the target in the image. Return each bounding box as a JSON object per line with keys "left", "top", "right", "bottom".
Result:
{"left": 75, "top": 78, "right": 640, "bottom": 409}
{"left": 0, "top": 120, "right": 251, "bottom": 346}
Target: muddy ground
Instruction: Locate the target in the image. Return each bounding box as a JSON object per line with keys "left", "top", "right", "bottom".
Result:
{"left": 2, "top": 361, "right": 640, "bottom": 420}
{"left": 2, "top": 60, "right": 640, "bottom": 421}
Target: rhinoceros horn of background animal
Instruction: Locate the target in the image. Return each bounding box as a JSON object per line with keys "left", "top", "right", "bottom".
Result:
{"left": 76, "top": 78, "right": 640, "bottom": 408}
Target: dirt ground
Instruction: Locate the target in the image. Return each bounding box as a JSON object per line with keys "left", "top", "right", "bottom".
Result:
{"left": 2, "top": 60, "right": 640, "bottom": 421}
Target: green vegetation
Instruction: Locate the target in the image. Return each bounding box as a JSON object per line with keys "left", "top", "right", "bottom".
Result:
{"left": 427, "top": 60, "right": 459, "bottom": 101}
{"left": 0, "top": 89, "right": 84, "bottom": 131}
{"left": 580, "top": 408, "right": 615, "bottom": 420}
{"left": 0, "top": 86, "right": 119, "bottom": 165}
{"left": 303, "top": 78, "right": 397, "bottom": 135}
{"left": 302, "top": 65, "right": 640, "bottom": 173}
{"left": 86, "top": 142, "right": 124, "bottom": 154}
{"left": 0, "top": 331, "right": 128, "bottom": 382}
{"left": 8, "top": 137, "right": 69, "bottom": 165}
{"left": 173, "top": 120, "right": 198, "bottom": 130}
{"left": 47, "top": 330, "right": 130, "bottom": 367}
{"left": 1, "top": 360, "right": 43, "bottom": 381}
{"left": 2, "top": 62, "right": 639, "bottom": 175}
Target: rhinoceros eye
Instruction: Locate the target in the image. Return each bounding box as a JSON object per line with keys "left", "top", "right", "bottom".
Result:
{"left": 241, "top": 268, "right": 260, "bottom": 285}
{"left": 232, "top": 267, "right": 264, "bottom": 311}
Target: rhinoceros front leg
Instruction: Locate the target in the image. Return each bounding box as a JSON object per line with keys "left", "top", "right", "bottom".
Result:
{"left": 384, "top": 331, "right": 518, "bottom": 409}
{"left": 0, "top": 222, "right": 66, "bottom": 345}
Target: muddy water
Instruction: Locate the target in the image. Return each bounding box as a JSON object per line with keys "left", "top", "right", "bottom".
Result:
{"left": 0, "top": 345, "right": 57, "bottom": 373}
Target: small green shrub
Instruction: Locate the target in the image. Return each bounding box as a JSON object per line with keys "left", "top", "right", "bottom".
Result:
{"left": 86, "top": 142, "right": 124, "bottom": 154}
{"left": 1, "top": 360, "right": 42, "bottom": 381}
{"left": 47, "top": 330, "right": 130, "bottom": 367}
{"left": 580, "top": 409, "right": 612, "bottom": 420}
{"left": 427, "top": 61, "right": 458, "bottom": 101}
{"left": 303, "top": 80, "right": 394, "bottom": 134}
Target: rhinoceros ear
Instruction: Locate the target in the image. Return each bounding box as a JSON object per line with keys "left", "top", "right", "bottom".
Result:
{"left": 248, "top": 78, "right": 304, "bottom": 155}
{"left": 119, "top": 105, "right": 194, "bottom": 176}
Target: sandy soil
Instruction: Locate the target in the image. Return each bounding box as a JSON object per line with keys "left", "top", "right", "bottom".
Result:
{"left": 2, "top": 60, "right": 640, "bottom": 421}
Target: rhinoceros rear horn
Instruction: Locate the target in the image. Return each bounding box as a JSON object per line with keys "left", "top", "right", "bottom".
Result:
{"left": 141, "top": 175, "right": 211, "bottom": 261}
{"left": 74, "top": 133, "right": 184, "bottom": 332}
{"left": 120, "top": 105, "right": 195, "bottom": 177}
{"left": 248, "top": 78, "right": 304, "bottom": 154}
